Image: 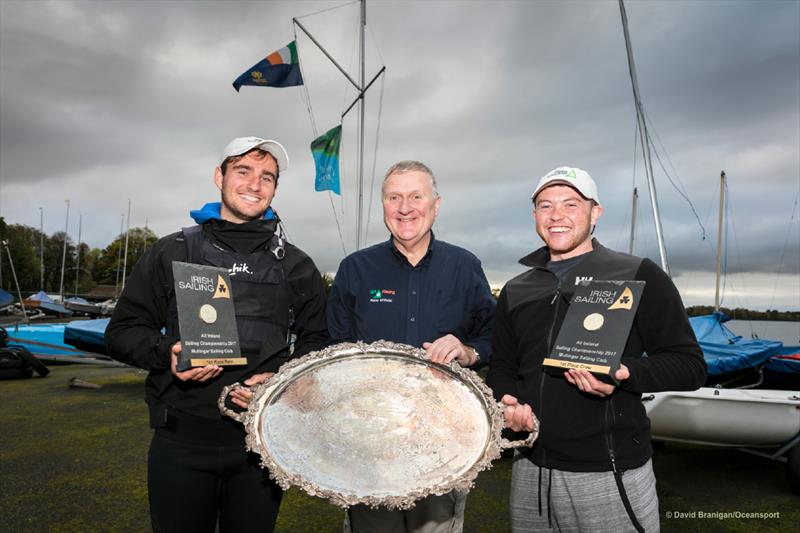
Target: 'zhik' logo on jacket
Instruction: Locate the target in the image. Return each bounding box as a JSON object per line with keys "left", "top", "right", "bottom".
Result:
{"left": 229, "top": 263, "right": 252, "bottom": 276}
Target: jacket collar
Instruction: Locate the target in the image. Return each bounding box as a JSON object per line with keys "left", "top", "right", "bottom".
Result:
{"left": 189, "top": 202, "right": 276, "bottom": 224}
{"left": 519, "top": 238, "right": 602, "bottom": 268}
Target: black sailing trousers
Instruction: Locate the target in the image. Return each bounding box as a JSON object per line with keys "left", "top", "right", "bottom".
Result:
{"left": 147, "top": 410, "right": 282, "bottom": 533}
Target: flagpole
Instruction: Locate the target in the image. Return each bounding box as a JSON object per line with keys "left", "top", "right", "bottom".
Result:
{"left": 356, "top": 0, "right": 366, "bottom": 250}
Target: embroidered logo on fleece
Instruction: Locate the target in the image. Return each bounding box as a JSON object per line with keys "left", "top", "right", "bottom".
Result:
{"left": 369, "top": 289, "right": 396, "bottom": 303}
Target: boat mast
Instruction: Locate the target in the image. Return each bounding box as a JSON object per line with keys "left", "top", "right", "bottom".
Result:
{"left": 356, "top": 0, "right": 366, "bottom": 250}
{"left": 59, "top": 199, "right": 69, "bottom": 301}
{"left": 39, "top": 207, "right": 44, "bottom": 289}
{"left": 619, "top": 0, "right": 670, "bottom": 275}
{"left": 2, "top": 240, "right": 28, "bottom": 322}
{"left": 121, "top": 199, "right": 131, "bottom": 290}
{"left": 714, "top": 171, "right": 726, "bottom": 311}
{"left": 115, "top": 213, "right": 123, "bottom": 296}
{"left": 629, "top": 187, "right": 638, "bottom": 254}
{"left": 74, "top": 212, "right": 82, "bottom": 296}
{"left": 294, "top": 0, "right": 383, "bottom": 251}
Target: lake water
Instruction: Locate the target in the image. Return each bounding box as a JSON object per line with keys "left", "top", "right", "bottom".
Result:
{"left": 726, "top": 320, "right": 800, "bottom": 347}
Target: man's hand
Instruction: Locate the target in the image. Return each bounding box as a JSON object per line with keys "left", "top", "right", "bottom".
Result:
{"left": 423, "top": 334, "right": 477, "bottom": 366}
{"left": 169, "top": 341, "right": 223, "bottom": 382}
{"left": 564, "top": 365, "right": 630, "bottom": 397}
{"left": 229, "top": 372, "right": 275, "bottom": 409}
{"left": 500, "top": 394, "right": 536, "bottom": 432}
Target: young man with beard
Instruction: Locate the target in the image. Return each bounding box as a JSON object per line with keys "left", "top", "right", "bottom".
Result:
{"left": 487, "top": 167, "right": 706, "bottom": 533}
{"left": 326, "top": 160, "right": 496, "bottom": 533}
{"left": 106, "top": 137, "right": 328, "bottom": 533}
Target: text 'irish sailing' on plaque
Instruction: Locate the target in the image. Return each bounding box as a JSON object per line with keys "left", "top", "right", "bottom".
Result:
{"left": 543, "top": 280, "right": 645, "bottom": 384}
{"left": 172, "top": 261, "right": 245, "bottom": 372}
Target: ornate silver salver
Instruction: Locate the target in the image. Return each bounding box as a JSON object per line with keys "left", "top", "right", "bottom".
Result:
{"left": 219, "top": 341, "right": 538, "bottom": 509}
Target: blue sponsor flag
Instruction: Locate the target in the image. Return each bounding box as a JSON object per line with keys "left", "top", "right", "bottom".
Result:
{"left": 311, "top": 125, "right": 342, "bottom": 195}
{"left": 232, "top": 41, "right": 303, "bottom": 91}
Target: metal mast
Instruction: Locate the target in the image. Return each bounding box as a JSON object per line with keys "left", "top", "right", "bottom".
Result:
{"left": 39, "top": 207, "right": 44, "bottom": 289}
{"left": 629, "top": 187, "right": 638, "bottom": 254}
{"left": 714, "top": 171, "right": 726, "bottom": 310}
{"left": 619, "top": 0, "right": 670, "bottom": 275}
{"left": 115, "top": 213, "right": 124, "bottom": 296}
{"left": 59, "top": 199, "right": 69, "bottom": 301}
{"left": 356, "top": 0, "right": 366, "bottom": 249}
{"left": 293, "top": 0, "right": 384, "bottom": 251}
{"left": 74, "top": 212, "right": 82, "bottom": 296}
{"left": 121, "top": 199, "right": 131, "bottom": 290}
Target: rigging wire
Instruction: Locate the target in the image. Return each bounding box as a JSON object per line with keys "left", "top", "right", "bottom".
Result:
{"left": 294, "top": 0, "right": 358, "bottom": 21}
{"left": 294, "top": 24, "right": 347, "bottom": 257}
{"left": 722, "top": 181, "right": 759, "bottom": 324}
{"left": 295, "top": 26, "right": 318, "bottom": 137}
{"left": 765, "top": 188, "right": 799, "bottom": 313}
{"left": 615, "top": 117, "right": 639, "bottom": 253}
{"left": 364, "top": 69, "right": 386, "bottom": 245}
{"left": 643, "top": 111, "right": 708, "bottom": 241}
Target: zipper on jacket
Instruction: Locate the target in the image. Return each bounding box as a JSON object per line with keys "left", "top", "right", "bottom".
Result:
{"left": 538, "top": 275, "right": 562, "bottom": 469}
{"left": 604, "top": 399, "right": 618, "bottom": 474}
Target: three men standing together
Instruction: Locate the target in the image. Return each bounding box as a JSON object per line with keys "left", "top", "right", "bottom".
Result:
{"left": 107, "top": 135, "right": 704, "bottom": 533}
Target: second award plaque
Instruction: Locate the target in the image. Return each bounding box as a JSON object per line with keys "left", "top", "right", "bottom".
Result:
{"left": 543, "top": 280, "right": 645, "bottom": 384}
{"left": 172, "top": 261, "right": 246, "bottom": 371}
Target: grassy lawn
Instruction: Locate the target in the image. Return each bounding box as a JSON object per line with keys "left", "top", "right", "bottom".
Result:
{"left": 1, "top": 364, "right": 796, "bottom": 532}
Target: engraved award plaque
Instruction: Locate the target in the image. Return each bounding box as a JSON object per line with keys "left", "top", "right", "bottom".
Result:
{"left": 543, "top": 280, "right": 645, "bottom": 383}
{"left": 172, "top": 261, "right": 245, "bottom": 371}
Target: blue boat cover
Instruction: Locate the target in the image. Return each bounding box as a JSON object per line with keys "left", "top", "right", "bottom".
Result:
{"left": 0, "top": 288, "right": 12, "bottom": 308}
{"left": 690, "top": 312, "right": 784, "bottom": 376}
{"left": 26, "top": 290, "right": 54, "bottom": 303}
{"left": 63, "top": 318, "right": 109, "bottom": 352}
{"left": 38, "top": 301, "right": 74, "bottom": 317}
{"left": 765, "top": 346, "right": 800, "bottom": 375}
{"left": 5, "top": 323, "right": 82, "bottom": 356}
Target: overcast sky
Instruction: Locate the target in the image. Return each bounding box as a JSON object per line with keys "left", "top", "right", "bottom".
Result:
{"left": 1, "top": 0, "right": 798, "bottom": 311}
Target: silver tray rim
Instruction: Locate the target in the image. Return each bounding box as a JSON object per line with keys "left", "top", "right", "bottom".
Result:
{"left": 219, "top": 340, "right": 537, "bottom": 509}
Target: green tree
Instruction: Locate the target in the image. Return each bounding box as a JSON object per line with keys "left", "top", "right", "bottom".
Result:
{"left": 0, "top": 221, "right": 42, "bottom": 294}
{"left": 93, "top": 227, "right": 158, "bottom": 286}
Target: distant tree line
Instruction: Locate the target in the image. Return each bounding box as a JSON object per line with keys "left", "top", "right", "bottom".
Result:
{"left": 2, "top": 216, "right": 797, "bottom": 319}
{"left": 686, "top": 306, "right": 799, "bottom": 322}
{"left": 0, "top": 217, "right": 156, "bottom": 298}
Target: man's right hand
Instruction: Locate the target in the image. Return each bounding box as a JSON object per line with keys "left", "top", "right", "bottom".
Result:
{"left": 170, "top": 341, "right": 223, "bottom": 382}
{"left": 501, "top": 394, "right": 536, "bottom": 432}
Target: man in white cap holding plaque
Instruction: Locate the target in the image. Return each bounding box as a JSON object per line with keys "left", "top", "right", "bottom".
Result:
{"left": 107, "top": 137, "right": 328, "bottom": 533}
{"left": 487, "top": 166, "right": 706, "bottom": 532}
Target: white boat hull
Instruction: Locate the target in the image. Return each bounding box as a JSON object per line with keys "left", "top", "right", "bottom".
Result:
{"left": 643, "top": 388, "right": 800, "bottom": 448}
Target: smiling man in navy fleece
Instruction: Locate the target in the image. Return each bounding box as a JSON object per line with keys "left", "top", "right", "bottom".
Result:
{"left": 487, "top": 166, "right": 706, "bottom": 533}
{"left": 326, "top": 160, "right": 496, "bottom": 533}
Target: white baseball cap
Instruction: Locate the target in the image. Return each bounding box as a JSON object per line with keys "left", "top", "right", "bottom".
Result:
{"left": 531, "top": 166, "right": 600, "bottom": 204}
{"left": 220, "top": 137, "right": 289, "bottom": 171}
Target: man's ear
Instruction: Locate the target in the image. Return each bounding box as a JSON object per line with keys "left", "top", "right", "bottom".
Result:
{"left": 590, "top": 203, "right": 603, "bottom": 226}
{"left": 214, "top": 167, "right": 224, "bottom": 191}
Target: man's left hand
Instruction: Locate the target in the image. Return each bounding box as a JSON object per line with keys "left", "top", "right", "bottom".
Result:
{"left": 564, "top": 365, "right": 630, "bottom": 397}
{"left": 423, "top": 334, "right": 477, "bottom": 366}
{"left": 229, "top": 372, "right": 275, "bottom": 409}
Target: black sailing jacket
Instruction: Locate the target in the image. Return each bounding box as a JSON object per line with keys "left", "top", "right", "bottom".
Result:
{"left": 106, "top": 219, "right": 328, "bottom": 421}
{"left": 486, "top": 240, "right": 706, "bottom": 472}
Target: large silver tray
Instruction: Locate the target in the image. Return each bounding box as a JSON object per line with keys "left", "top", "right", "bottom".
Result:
{"left": 219, "top": 341, "right": 538, "bottom": 509}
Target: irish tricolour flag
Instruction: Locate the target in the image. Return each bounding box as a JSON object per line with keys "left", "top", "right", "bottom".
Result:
{"left": 232, "top": 41, "right": 303, "bottom": 91}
